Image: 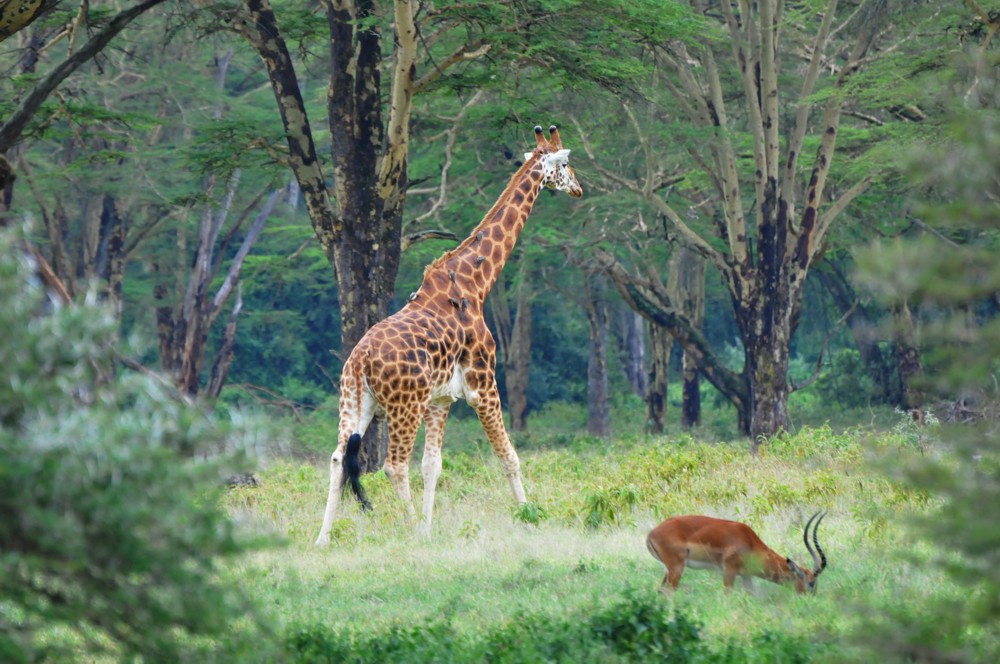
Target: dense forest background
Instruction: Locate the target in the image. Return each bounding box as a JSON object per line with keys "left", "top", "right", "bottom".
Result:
{"left": 5, "top": 0, "right": 991, "bottom": 444}
{"left": 3, "top": 1, "right": 1000, "bottom": 661}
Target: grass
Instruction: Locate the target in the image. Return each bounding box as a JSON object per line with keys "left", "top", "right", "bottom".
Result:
{"left": 217, "top": 409, "right": 993, "bottom": 661}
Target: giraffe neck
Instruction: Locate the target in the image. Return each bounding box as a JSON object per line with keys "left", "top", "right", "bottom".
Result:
{"left": 421, "top": 158, "right": 544, "bottom": 306}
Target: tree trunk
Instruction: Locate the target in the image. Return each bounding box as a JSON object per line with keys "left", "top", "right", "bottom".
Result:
{"left": 891, "top": 300, "right": 925, "bottom": 417}
{"left": 584, "top": 275, "right": 611, "bottom": 438}
{"left": 237, "top": 0, "right": 421, "bottom": 471}
{"left": 489, "top": 273, "right": 532, "bottom": 432}
{"left": 619, "top": 307, "right": 648, "bottom": 398}
{"left": 668, "top": 246, "right": 705, "bottom": 428}
{"left": 507, "top": 284, "right": 532, "bottom": 431}
{"left": 646, "top": 322, "right": 672, "bottom": 434}
{"left": 745, "top": 329, "right": 791, "bottom": 450}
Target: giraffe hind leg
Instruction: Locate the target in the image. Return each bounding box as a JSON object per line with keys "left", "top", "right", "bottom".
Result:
{"left": 420, "top": 402, "right": 450, "bottom": 537}
{"left": 315, "top": 384, "right": 377, "bottom": 546}
{"left": 383, "top": 404, "right": 424, "bottom": 526}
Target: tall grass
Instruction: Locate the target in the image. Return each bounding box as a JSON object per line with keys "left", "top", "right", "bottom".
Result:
{"left": 221, "top": 414, "right": 990, "bottom": 661}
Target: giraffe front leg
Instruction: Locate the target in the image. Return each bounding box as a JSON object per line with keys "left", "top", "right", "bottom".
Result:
{"left": 473, "top": 383, "right": 527, "bottom": 506}
{"left": 420, "top": 402, "right": 450, "bottom": 537}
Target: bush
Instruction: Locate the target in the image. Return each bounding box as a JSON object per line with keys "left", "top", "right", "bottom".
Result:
{"left": 284, "top": 592, "right": 818, "bottom": 663}
{"left": 0, "top": 230, "right": 272, "bottom": 661}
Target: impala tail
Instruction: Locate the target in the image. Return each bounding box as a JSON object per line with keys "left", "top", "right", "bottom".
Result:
{"left": 342, "top": 433, "right": 372, "bottom": 511}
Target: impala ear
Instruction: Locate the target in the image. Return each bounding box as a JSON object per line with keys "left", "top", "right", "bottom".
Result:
{"left": 787, "top": 558, "right": 807, "bottom": 579}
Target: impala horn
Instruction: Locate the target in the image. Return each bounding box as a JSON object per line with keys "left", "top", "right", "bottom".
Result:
{"left": 804, "top": 510, "right": 828, "bottom": 577}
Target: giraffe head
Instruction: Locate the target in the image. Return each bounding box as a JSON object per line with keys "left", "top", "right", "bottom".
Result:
{"left": 524, "top": 125, "right": 583, "bottom": 198}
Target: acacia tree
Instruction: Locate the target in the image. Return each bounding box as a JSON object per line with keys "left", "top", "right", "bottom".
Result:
{"left": 216, "top": 0, "right": 496, "bottom": 467}
{"left": 582, "top": 0, "right": 943, "bottom": 442}
{"left": 0, "top": 0, "right": 170, "bottom": 216}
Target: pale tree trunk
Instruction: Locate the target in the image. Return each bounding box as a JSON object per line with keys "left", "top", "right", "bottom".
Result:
{"left": 489, "top": 270, "right": 533, "bottom": 432}
{"left": 646, "top": 323, "right": 672, "bottom": 434}
{"left": 583, "top": 275, "right": 611, "bottom": 438}
{"left": 668, "top": 246, "right": 705, "bottom": 428}
{"left": 619, "top": 307, "right": 648, "bottom": 398}
{"left": 156, "top": 173, "right": 280, "bottom": 397}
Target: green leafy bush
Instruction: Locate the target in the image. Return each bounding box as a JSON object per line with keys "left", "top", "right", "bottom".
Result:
{"left": 0, "top": 229, "right": 272, "bottom": 661}
{"left": 284, "top": 592, "right": 814, "bottom": 663}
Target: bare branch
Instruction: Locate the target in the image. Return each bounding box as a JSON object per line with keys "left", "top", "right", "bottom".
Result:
{"left": 413, "top": 41, "right": 491, "bottom": 93}
{"left": 211, "top": 188, "right": 280, "bottom": 317}
{"left": 406, "top": 89, "right": 483, "bottom": 229}
{"left": 0, "top": 0, "right": 171, "bottom": 152}
{"left": 400, "top": 229, "right": 459, "bottom": 252}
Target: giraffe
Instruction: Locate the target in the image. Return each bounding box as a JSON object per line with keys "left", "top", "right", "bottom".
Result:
{"left": 315, "top": 125, "right": 583, "bottom": 545}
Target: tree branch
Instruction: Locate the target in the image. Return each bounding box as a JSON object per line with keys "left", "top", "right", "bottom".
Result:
{"left": 593, "top": 248, "right": 748, "bottom": 409}
{"left": 0, "top": 0, "right": 170, "bottom": 152}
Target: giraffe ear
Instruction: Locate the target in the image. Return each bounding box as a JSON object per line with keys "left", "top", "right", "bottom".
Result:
{"left": 523, "top": 152, "right": 534, "bottom": 162}
{"left": 550, "top": 149, "right": 570, "bottom": 164}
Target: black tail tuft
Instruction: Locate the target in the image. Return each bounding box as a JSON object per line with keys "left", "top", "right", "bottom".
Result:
{"left": 342, "top": 433, "right": 372, "bottom": 511}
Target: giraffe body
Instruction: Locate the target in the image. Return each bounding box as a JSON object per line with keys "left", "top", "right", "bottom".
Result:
{"left": 316, "top": 126, "right": 582, "bottom": 544}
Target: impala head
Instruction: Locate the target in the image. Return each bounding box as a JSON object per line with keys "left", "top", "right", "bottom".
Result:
{"left": 525, "top": 125, "right": 583, "bottom": 198}
{"left": 785, "top": 511, "right": 828, "bottom": 594}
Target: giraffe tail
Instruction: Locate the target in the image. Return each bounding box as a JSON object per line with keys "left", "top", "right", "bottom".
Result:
{"left": 342, "top": 433, "right": 372, "bottom": 511}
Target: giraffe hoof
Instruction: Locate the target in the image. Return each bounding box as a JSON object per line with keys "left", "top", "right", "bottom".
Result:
{"left": 314, "top": 533, "right": 331, "bottom": 546}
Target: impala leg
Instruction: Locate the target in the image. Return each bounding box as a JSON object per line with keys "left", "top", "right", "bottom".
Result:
{"left": 420, "top": 403, "right": 450, "bottom": 537}
{"left": 722, "top": 557, "right": 742, "bottom": 592}
{"left": 665, "top": 561, "right": 686, "bottom": 593}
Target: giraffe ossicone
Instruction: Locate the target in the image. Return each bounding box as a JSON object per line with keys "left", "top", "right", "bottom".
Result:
{"left": 315, "top": 124, "right": 582, "bottom": 546}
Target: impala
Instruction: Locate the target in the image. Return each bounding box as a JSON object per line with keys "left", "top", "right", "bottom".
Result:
{"left": 646, "top": 511, "right": 827, "bottom": 594}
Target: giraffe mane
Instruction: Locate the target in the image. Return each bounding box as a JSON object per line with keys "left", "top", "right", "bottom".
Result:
{"left": 425, "top": 145, "right": 550, "bottom": 274}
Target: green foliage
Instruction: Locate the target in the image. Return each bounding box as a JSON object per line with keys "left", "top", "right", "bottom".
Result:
{"left": 582, "top": 484, "right": 641, "bottom": 529}
{"left": 284, "top": 592, "right": 814, "bottom": 663}
{"left": 0, "top": 229, "right": 273, "bottom": 661}
{"left": 848, "top": 48, "right": 1000, "bottom": 661}
{"left": 513, "top": 501, "right": 549, "bottom": 526}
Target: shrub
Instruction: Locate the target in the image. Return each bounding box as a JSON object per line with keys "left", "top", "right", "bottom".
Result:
{"left": 0, "top": 229, "right": 271, "bottom": 661}
{"left": 283, "top": 592, "right": 820, "bottom": 663}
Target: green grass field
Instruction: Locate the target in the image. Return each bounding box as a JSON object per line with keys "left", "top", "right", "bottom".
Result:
{"left": 217, "top": 407, "right": 994, "bottom": 662}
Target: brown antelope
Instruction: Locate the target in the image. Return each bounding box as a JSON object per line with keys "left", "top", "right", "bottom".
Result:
{"left": 646, "top": 511, "right": 827, "bottom": 594}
